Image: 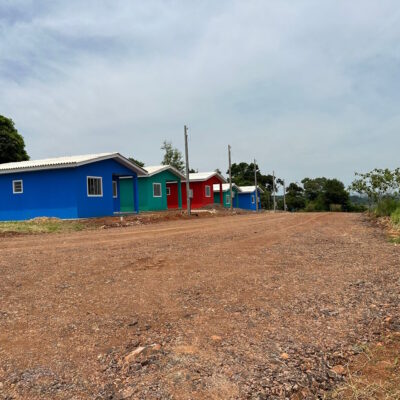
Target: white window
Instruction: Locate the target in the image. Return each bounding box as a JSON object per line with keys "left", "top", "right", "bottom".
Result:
{"left": 166, "top": 187, "right": 171, "bottom": 196}
{"left": 13, "top": 180, "right": 23, "bottom": 194}
{"left": 189, "top": 189, "right": 193, "bottom": 199}
{"left": 153, "top": 183, "right": 162, "bottom": 197}
{"left": 87, "top": 177, "right": 103, "bottom": 197}
{"left": 226, "top": 194, "right": 230, "bottom": 204}
{"left": 205, "top": 185, "right": 211, "bottom": 197}
{"left": 112, "top": 181, "right": 118, "bottom": 198}
{"left": 251, "top": 195, "right": 255, "bottom": 204}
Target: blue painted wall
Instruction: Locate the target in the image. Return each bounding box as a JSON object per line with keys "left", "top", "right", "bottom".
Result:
{"left": 238, "top": 190, "right": 262, "bottom": 211}
{"left": 0, "top": 159, "right": 138, "bottom": 221}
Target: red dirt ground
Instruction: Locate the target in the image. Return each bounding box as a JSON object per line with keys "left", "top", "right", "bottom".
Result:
{"left": 0, "top": 213, "right": 399, "bottom": 399}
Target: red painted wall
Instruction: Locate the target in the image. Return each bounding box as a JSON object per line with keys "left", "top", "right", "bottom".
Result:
{"left": 166, "top": 182, "right": 179, "bottom": 209}
{"left": 181, "top": 176, "right": 224, "bottom": 209}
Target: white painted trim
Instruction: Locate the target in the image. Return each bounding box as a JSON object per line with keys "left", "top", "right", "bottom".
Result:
{"left": 226, "top": 194, "right": 230, "bottom": 204}
{"left": 153, "top": 182, "right": 162, "bottom": 198}
{"left": 119, "top": 176, "right": 133, "bottom": 179}
{"left": 205, "top": 185, "right": 211, "bottom": 197}
{"left": 12, "top": 180, "right": 23, "bottom": 194}
{"left": 112, "top": 181, "right": 118, "bottom": 198}
{"left": 251, "top": 195, "right": 255, "bottom": 204}
{"left": 166, "top": 187, "right": 171, "bottom": 196}
{"left": 87, "top": 176, "right": 103, "bottom": 197}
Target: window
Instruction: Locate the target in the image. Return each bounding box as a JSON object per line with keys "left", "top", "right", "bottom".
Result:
{"left": 153, "top": 183, "right": 162, "bottom": 197}
{"left": 205, "top": 185, "right": 211, "bottom": 197}
{"left": 251, "top": 195, "right": 255, "bottom": 204}
{"left": 87, "top": 177, "right": 103, "bottom": 197}
{"left": 226, "top": 194, "right": 230, "bottom": 204}
{"left": 166, "top": 187, "right": 171, "bottom": 196}
{"left": 13, "top": 180, "right": 23, "bottom": 194}
{"left": 112, "top": 181, "right": 118, "bottom": 198}
{"left": 189, "top": 189, "right": 193, "bottom": 199}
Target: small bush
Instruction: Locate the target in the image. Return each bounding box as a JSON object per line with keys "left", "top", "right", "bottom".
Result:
{"left": 374, "top": 198, "right": 400, "bottom": 217}
{"left": 391, "top": 207, "right": 400, "bottom": 225}
{"left": 329, "top": 204, "right": 342, "bottom": 212}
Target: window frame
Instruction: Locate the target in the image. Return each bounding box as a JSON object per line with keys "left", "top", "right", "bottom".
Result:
{"left": 251, "top": 195, "right": 255, "bottom": 204}
{"left": 226, "top": 194, "right": 230, "bottom": 204}
{"left": 12, "top": 180, "right": 23, "bottom": 194}
{"left": 153, "top": 182, "right": 162, "bottom": 198}
{"left": 112, "top": 181, "right": 118, "bottom": 198}
{"left": 87, "top": 176, "right": 103, "bottom": 197}
{"left": 166, "top": 186, "right": 171, "bottom": 196}
{"left": 205, "top": 185, "right": 211, "bottom": 197}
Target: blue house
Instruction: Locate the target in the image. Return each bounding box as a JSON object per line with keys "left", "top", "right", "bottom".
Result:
{"left": 237, "top": 185, "right": 264, "bottom": 211}
{"left": 0, "top": 153, "right": 147, "bottom": 221}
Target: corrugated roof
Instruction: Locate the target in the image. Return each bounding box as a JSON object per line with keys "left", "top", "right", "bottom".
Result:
{"left": 143, "top": 165, "right": 185, "bottom": 180}
{"left": 0, "top": 153, "right": 147, "bottom": 176}
{"left": 213, "top": 183, "right": 240, "bottom": 192}
{"left": 188, "top": 171, "right": 227, "bottom": 183}
{"left": 239, "top": 185, "right": 265, "bottom": 194}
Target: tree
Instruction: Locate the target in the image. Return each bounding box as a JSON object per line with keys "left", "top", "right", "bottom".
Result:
{"left": 128, "top": 157, "right": 145, "bottom": 167}
{"left": 323, "top": 179, "right": 349, "bottom": 210}
{"left": 161, "top": 141, "right": 184, "bottom": 172}
{"left": 302, "top": 177, "right": 327, "bottom": 201}
{"left": 0, "top": 115, "right": 29, "bottom": 164}
{"left": 285, "top": 183, "right": 306, "bottom": 211}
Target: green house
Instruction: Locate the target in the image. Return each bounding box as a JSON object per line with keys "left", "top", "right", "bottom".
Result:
{"left": 138, "top": 165, "right": 184, "bottom": 211}
{"left": 213, "top": 183, "right": 241, "bottom": 208}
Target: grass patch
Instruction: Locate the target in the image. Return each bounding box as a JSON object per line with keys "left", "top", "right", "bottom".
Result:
{"left": 326, "top": 334, "right": 400, "bottom": 400}
{"left": 0, "top": 219, "right": 85, "bottom": 234}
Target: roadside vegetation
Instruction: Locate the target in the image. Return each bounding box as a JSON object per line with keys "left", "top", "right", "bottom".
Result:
{"left": 350, "top": 168, "right": 400, "bottom": 235}
{"left": 0, "top": 218, "right": 85, "bottom": 234}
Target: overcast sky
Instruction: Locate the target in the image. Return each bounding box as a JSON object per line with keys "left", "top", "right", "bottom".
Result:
{"left": 1, "top": 1, "right": 399, "bottom": 185}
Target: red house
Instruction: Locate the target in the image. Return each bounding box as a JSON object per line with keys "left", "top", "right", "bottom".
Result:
{"left": 181, "top": 172, "right": 227, "bottom": 209}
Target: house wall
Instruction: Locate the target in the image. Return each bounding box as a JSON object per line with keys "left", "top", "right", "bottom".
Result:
{"left": 213, "top": 187, "right": 240, "bottom": 208}
{"left": 182, "top": 176, "right": 223, "bottom": 209}
{"left": 0, "top": 158, "right": 138, "bottom": 221}
{"left": 238, "top": 190, "right": 262, "bottom": 211}
{"left": 138, "top": 170, "right": 182, "bottom": 212}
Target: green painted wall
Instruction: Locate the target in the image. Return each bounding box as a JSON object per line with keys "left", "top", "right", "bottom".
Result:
{"left": 138, "top": 169, "right": 182, "bottom": 211}
{"left": 214, "top": 187, "right": 240, "bottom": 208}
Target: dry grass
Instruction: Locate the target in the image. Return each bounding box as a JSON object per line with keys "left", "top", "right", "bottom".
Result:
{"left": 0, "top": 218, "right": 85, "bottom": 234}
{"left": 326, "top": 334, "right": 400, "bottom": 400}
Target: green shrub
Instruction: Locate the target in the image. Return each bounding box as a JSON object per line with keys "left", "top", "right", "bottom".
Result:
{"left": 329, "top": 204, "right": 342, "bottom": 212}
{"left": 374, "top": 198, "right": 400, "bottom": 217}
{"left": 391, "top": 207, "right": 400, "bottom": 225}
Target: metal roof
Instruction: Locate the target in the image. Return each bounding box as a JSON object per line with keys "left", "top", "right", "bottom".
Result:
{"left": 187, "top": 171, "right": 227, "bottom": 183}
{"left": 213, "top": 183, "right": 241, "bottom": 192}
{"left": 143, "top": 165, "right": 185, "bottom": 180}
{"left": 239, "top": 185, "right": 265, "bottom": 194}
{"left": 0, "top": 153, "right": 148, "bottom": 176}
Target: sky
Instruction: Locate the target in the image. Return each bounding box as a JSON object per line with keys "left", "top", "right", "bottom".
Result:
{"left": 1, "top": 0, "right": 400, "bottom": 186}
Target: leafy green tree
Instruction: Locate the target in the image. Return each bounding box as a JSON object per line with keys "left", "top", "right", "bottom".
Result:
{"left": 323, "top": 179, "right": 349, "bottom": 210}
{"left": 285, "top": 182, "right": 306, "bottom": 211}
{"left": 128, "top": 157, "right": 144, "bottom": 167}
{"left": 161, "top": 140, "right": 184, "bottom": 172}
{"left": 0, "top": 115, "right": 29, "bottom": 164}
{"left": 302, "top": 177, "right": 327, "bottom": 201}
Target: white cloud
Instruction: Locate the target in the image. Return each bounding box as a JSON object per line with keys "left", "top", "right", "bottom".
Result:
{"left": 1, "top": 0, "right": 399, "bottom": 184}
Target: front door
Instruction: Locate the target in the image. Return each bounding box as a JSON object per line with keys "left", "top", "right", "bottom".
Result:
{"left": 166, "top": 182, "right": 179, "bottom": 209}
{"left": 119, "top": 178, "right": 134, "bottom": 212}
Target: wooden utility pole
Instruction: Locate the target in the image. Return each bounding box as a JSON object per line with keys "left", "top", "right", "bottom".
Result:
{"left": 254, "top": 159, "right": 259, "bottom": 212}
{"left": 283, "top": 179, "right": 286, "bottom": 211}
{"left": 272, "top": 170, "right": 276, "bottom": 212}
{"left": 228, "top": 145, "right": 233, "bottom": 211}
{"left": 184, "top": 125, "right": 191, "bottom": 216}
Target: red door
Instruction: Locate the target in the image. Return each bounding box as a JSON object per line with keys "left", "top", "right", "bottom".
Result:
{"left": 166, "top": 182, "right": 179, "bottom": 209}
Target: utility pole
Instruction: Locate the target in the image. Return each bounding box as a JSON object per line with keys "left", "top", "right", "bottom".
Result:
{"left": 272, "top": 170, "right": 276, "bottom": 212}
{"left": 228, "top": 145, "right": 233, "bottom": 211}
{"left": 254, "top": 159, "right": 259, "bottom": 212}
{"left": 283, "top": 179, "right": 286, "bottom": 211}
{"left": 184, "top": 125, "right": 191, "bottom": 216}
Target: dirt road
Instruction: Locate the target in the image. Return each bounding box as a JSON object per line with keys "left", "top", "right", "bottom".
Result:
{"left": 0, "top": 213, "right": 399, "bottom": 399}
